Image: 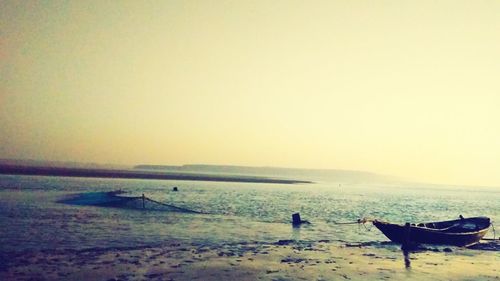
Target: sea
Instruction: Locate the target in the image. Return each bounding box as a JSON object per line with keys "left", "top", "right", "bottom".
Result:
{"left": 0, "top": 173, "right": 499, "bottom": 254}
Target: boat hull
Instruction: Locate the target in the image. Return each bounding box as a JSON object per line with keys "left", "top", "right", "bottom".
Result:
{"left": 373, "top": 217, "right": 490, "bottom": 247}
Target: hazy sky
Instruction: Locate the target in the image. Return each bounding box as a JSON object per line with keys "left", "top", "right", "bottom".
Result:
{"left": 1, "top": 1, "right": 499, "bottom": 186}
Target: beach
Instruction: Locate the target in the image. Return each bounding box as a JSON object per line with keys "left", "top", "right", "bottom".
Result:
{"left": 4, "top": 0, "right": 500, "bottom": 279}
{"left": 1, "top": 174, "right": 499, "bottom": 280}
{"left": 2, "top": 240, "right": 499, "bottom": 281}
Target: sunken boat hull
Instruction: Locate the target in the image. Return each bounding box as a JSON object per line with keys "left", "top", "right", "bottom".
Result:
{"left": 373, "top": 217, "right": 490, "bottom": 247}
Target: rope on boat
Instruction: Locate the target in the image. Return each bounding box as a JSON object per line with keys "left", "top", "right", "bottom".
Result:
{"left": 329, "top": 217, "right": 374, "bottom": 225}
{"left": 105, "top": 191, "right": 205, "bottom": 214}
{"left": 142, "top": 196, "right": 205, "bottom": 214}
{"left": 328, "top": 218, "right": 376, "bottom": 232}
{"left": 481, "top": 222, "right": 498, "bottom": 242}
{"left": 330, "top": 221, "right": 360, "bottom": 225}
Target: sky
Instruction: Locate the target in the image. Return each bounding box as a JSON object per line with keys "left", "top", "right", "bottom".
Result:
{"left": 1, "top": 0, "right": 499, "bottom": 187}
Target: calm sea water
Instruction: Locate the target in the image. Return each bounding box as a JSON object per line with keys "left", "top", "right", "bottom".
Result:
{"left": 0, "top": 174, "right": 498, "bottom": 253}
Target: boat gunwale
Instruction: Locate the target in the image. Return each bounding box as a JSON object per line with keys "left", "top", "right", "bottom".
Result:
{"left": 373, "top": 219, "right": 491, "bottom": 236}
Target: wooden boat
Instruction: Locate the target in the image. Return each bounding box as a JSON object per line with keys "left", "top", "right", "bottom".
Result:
{"left": 373, "top": 216, "right": 491, "bottom": 247}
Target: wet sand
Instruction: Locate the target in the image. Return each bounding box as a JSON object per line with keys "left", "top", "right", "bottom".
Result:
{"left": 1, "top": 240, "right": 498, "bottom": 281}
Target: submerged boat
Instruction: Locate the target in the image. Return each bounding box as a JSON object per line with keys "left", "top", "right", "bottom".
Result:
{"left": 59, "top": 191, "right": 202, "bottom": 213}
{"left": 373, "top": 216, "right": 491, "bottom": 247}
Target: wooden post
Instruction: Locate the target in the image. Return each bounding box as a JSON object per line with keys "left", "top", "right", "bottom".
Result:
{"left": 292, "top": 213, "right": 302, "bottom": 226}
{"left": 142, "top": 193, "right": 145, "bottom": 209}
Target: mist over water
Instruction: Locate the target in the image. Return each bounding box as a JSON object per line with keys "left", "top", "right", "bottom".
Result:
{"left": 0, "top": 173, "right": 498, "bottom": 254}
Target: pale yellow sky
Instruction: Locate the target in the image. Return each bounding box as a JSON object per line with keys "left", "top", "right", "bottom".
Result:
{"left": 1, "top": 1, "right": 499, "bottom": 186}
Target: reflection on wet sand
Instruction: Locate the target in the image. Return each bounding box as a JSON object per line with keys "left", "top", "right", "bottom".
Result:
{"left": 398, "top": 239, "right": 500, "bottom": 274}
{"left": 403, "top": 248, "right": 411, "bottom": 269}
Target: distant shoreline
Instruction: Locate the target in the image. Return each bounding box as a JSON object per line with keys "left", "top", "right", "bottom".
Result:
{"left": 0, "top": 165, "right": 312, "bottom": 184}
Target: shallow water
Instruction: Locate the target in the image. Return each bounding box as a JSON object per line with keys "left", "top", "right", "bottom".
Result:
{"left": 0, "top": 174, "right": 498, "bottom": 253}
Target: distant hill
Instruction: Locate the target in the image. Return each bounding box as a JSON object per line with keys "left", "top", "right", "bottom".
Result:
{"left": 134, "top": 164, "right": 398, "bottom": 184}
